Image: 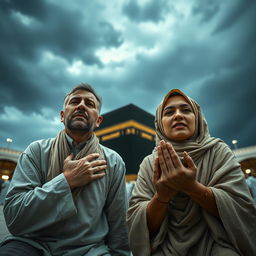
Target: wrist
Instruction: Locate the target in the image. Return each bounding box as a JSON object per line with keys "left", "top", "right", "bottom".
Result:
{"left": 154, "top": 193, "right": 170, "bottom": 204}
{"left": 184, "top": 181, "right": 207, "bottom": 199}
{"left": 64, "top": 172, "right": 75, "bottom": 189}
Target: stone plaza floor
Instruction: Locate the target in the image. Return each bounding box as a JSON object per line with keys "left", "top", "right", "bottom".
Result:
{"left": 0, "top": 205, "right": 10, "bottom": 243}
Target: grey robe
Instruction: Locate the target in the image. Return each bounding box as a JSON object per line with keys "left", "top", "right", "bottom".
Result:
{"left": 127, "top": 142, "right": 256, "bottom": 256}
{"left": 2, "top": 138, "right": 130, "bottom": 256}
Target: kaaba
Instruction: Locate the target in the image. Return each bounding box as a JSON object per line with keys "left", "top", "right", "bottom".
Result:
{"left": 95, "top": 104, "right": 156, "bottom": 181}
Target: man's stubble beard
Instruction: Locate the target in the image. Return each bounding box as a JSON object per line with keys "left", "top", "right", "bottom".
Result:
{"left": 66, "top": 119, "right": 93, "bottom": 133}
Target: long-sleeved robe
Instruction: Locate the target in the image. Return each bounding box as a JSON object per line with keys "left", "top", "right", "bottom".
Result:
{"left": 127, "top": 142, "right": 256, "bottom": 256}
{"left": 2, "top": 138, "right": 130, "bottom": 256}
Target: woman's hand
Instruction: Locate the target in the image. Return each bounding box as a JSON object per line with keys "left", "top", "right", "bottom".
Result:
{"left": 153, "top": 156, "right": 177, "bottom": 203}
{"left": 156, "top": 140, "right": 219, "bottom": 217}
{"left": 157, "top": 140, "right": 197, "bottom": 193}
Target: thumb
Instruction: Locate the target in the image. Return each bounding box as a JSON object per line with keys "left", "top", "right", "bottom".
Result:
{"left": 183, "top": 151, "right": 197, "bottom": 172}
{"left": 65, "top": 153, "right": 74, "bottom": 161}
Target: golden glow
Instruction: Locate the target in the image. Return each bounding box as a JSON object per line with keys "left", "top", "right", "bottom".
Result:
{"left": 141, "top": 132, "right": 153, "bottom": 141}
{"left": 101, "top": 131, "right": 120, "bottom": 141}
{"left": 1, "top": 175, "right": 9, "bottom": 180}
{"left": 245, "top": 169, "right": 251, "bottom": 174}
{"left": 95, "top": 120, "right": 155, "bottom": 136}
{"left": 126, "top": 128, "right": 135, "bottom": 134}
{"left": 126, "top": 174, "right": 137, "bottom": 182}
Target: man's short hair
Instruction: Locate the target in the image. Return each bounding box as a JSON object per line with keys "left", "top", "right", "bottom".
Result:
{"left": 63, "top": 83, "right": 102, "bottom": 112}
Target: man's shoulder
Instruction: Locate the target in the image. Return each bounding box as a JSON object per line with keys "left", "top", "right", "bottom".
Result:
{"left": 247, "top": 176, "right": 256, "bottom": 185}
{"left": 24, "top": 138, "right": 54, "bottom": 154}
{"left": 100, "top": 144, "right": 123, "bottom": 163}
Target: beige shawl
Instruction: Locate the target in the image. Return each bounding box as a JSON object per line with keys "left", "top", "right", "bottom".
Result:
{"left": 127, "top": 89, "right": 256, "bottom": 256}
{"left": 47, "top": 130, "right": 105, "bottom": 197}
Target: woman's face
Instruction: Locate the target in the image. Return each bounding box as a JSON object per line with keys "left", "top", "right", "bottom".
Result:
{"left": 162, "top": 95, "right": 196, "bottom": 141}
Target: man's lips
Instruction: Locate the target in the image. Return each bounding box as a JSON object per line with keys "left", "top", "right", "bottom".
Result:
{"left": 72, "top": 112, "right": 88, "bottom": 119}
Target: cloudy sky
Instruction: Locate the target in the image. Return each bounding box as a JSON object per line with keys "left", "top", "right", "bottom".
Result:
{"left": 0, "top": 0, "right": 255, "bottom": 151}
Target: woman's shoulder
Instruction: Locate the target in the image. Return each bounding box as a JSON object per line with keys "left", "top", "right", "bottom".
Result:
{"left": 140, "top": 152, "right": 155, "bottom": 167}
{"left": 211, "top": 140, "right": 234, "bottom": 155}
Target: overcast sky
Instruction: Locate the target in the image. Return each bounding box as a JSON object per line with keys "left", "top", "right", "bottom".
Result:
{"left": 0, "top": 0, "right": 255, "bottom": 151}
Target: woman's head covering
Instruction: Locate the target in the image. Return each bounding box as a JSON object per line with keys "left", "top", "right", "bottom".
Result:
{"left": 154, "top": 88, "right": 221, "bottom": 163}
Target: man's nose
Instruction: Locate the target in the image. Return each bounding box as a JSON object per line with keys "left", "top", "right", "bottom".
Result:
{"left": 77, "top": 100, "right": 86, "bottom": 109}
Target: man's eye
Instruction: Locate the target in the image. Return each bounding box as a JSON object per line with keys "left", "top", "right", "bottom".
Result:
{"left": 70, "top": 100, "right": 79, "bottom": 105}
{"left": 87, "top": 102, "right": 95, "bottom": 107}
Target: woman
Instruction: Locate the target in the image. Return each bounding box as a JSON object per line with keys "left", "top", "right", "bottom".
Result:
{"left": 127, "top": 89, "right": 256, "bottom": 256}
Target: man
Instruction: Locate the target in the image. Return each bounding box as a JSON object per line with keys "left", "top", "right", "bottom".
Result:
{"left": 0, "top": 179, "right": 3, "bottom": 194}
{"left": 0, "top": 83, "right": 130, "bottom": 256}
{"left": 246, "top": 173, "right": 256, "bottom": 201}
{"left": 0, "top": 179, "right": 3, "bottom": 204}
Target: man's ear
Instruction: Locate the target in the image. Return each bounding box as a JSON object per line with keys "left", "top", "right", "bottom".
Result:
{"left": 95, "top": 115, "right": 103, "bottom": 128}
{"left": 60, "top": 110, "right": 64, "bottom": 123}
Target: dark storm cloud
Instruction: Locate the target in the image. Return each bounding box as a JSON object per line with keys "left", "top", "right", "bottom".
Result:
{"left": 0, "top": 0, "right": 255, "bottom": 151}
{"left": 122, "top": 0, "right": 169, "bottom": 23}
{"left": 213, "top": 0, "right": 255, "bottom": 34}
{"left": 0, "top": 106, "right": 62, "bottom": 150}
{"left": 0, "top": 0, "right": 123, "bottom": 113}
{"left": 107, "top": 0, "right": 256, "bottom": 148}
{"left": 192, "top": 1, "right": 220, "bottom": 23}
{"left": 197, "top": 63, "right": 256, "bottom": 147}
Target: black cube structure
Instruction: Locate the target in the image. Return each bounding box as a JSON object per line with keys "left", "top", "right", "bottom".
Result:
{"left": 95, "top": 104, "right": 155, "bottom": 181}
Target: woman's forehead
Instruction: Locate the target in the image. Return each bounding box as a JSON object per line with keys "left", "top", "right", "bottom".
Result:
{"left": 163, "top": 95, "right": 190, "bottom": 108}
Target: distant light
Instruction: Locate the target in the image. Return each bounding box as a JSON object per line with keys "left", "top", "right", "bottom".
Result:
{"left": 6, "top": 138, "right": 13, "bottom": 143}
{"left": 232, "top": 139, "right": 238, "bottom": 150}
{"left": 1, "top": 175, "right": 9, "bottom": 180}
{"left": 245, "top": 169, "right": 251, "bottom": 174}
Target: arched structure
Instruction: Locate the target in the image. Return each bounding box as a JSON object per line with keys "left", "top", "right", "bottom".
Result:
{"left": 233, "top": 146, "right": 256, "bottom": 177}
{"left": 0, "top": 148, "right": 21, "bottom": 181}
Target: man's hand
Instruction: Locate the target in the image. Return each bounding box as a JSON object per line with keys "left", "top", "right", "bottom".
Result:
{"left": 63, "top": 153, "right": 107, "bottom": 189}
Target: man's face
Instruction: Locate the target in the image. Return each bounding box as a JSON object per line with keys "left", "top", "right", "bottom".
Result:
{"left": 60, "top": 89, "right": 102, "bottom": 133}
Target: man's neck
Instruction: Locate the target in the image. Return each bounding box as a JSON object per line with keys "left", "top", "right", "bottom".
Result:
{"left": 65, "top": 129, "right": 93, "bottom": 144}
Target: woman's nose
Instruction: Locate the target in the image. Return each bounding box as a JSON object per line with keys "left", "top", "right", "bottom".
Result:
{"left": 173, "top": 110, "right": 183, "bottom": 119}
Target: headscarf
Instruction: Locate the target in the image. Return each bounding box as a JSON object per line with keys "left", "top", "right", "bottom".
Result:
{"left": 154, "top": 88, "right": 221, "bottom": 164}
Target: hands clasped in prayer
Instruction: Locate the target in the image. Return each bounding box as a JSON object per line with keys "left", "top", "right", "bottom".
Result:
{"left": 63, "top": 153, "right": 107, "bottom": 189}
{"left": 154, "top": 140, "right": 197, "bottom": 202}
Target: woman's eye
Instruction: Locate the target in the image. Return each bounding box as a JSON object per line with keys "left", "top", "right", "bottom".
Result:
{"left": 164, "top": 111, "right": 174, "bottom": 116}
{"left": 183, "top": 108, "right": 191, "bottom": 113}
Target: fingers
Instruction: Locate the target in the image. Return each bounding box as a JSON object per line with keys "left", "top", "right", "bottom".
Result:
{"left": 153, "top": 157, "right": 161, "bottom": 183}
{"left": 90, "top": 163, "right": 107, "bottom": 174}
{"left": 90, "top": 159, "right": 107, "bottom": 168}
{"left": 158, "top": 141, "right": 175, "bottom": 172}
{"left": 65, "top": 153, "right": 74, "bottom": 161}
{"left": 183, "top": 151, "right": 196, "bottom": 171}
{"left": 83, "top": 153, "right": 101, "bottom": 162}
{"left": 157, "top": 144, "right": 169, "bottom": 176}
{"left": 166, "top": 142, "right": 182, "bottom": 168}
{"left": 90, "top": 173, "right": 106, "bottom": 181}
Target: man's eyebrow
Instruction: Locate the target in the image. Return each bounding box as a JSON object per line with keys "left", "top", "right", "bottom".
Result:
{"left": 69, "top": 96, "right": 81, "bottom": 100}
{"left": 69, "top": 95, "right": 95, "bottom": 101}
